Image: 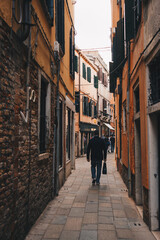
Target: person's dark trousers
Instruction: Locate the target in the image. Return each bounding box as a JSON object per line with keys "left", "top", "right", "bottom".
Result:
{"left": 111, "top": 144, "right": 114, "bottom": 152}
{"left": 91, "top": 161, "right": 102, "bottom": 184}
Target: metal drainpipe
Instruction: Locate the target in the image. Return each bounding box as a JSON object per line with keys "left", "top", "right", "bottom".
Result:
{"left": 127, "top": 41, "right": 131, "bottom": 197}
{"left": 56, "top": 59, "right": 60, "bottom": 196}
{"left": 19, "top": 0, "right": 31, "bottom": 123}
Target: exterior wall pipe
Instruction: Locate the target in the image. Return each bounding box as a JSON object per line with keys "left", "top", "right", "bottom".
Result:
{"left": 127, "top": 41, "right": 131, "bottom": 197}
{"left": 20, "top": 1, "right": 32, "bottom": 123}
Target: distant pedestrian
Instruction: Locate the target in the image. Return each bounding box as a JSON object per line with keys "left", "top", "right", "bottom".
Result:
{"left": 87, "top": 130, "right": 106, "bottom": 185}
{"left": 110, "top": 135, "right": 115, "bottom": 153}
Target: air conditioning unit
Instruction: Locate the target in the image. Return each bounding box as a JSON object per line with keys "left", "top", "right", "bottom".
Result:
{"left": 113, "top": 28, "right": 116, "bottom": 34}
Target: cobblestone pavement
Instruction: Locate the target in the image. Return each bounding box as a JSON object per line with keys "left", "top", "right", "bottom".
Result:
{"left": 26, "top": 153, "right": 157, "bottom": 240}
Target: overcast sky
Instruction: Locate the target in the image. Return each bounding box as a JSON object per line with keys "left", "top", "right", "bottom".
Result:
{"left": 74, "top": 0, "right": 112, "bottom": 66}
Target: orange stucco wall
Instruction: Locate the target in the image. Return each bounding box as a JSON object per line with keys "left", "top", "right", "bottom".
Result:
{"left": 111, "top": 0, "right": 149, "bottom": 189}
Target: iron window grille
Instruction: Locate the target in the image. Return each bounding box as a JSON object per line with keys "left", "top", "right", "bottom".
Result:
{"left": 148, "top": 54, "right": 160, "bottom": 105}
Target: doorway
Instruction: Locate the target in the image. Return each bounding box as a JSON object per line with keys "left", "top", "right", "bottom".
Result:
{"left": 134, "top": 118, "right": 142, "bottom": 205}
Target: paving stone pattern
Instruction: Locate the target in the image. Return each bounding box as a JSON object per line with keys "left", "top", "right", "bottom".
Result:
{"left": 26, "top": 153, "right": 156, "bottom": 240}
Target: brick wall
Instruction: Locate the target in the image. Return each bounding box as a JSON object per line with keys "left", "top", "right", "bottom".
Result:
{"left": 0, "top": 18, "right": 56, "bottom": 240}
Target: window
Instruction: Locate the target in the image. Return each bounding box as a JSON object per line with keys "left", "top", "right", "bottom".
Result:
{"left": 94, "top": 103, "right": 97, "bottom": 118}
{"left": 46, "top": 0, "right": 54, "bottom": 22}
{"left": 87, "top": 67, "right": 91, "bottom": 82}
{"left": 89, "top": 100, "right": 92, "bottom": 117}
{"left": 98, "top": 68, "right": 103, "bottom": 81}
{"left": 94, "top": 75, "right": 98, "bottom": 88}
{"left": 70, "top": 27, "right": 75, "bottom": 79}
{"left": 82, "top": 63, "right": 86, "bottom": 79}
{"left": 148, "top": 54, "right": 160, "bottom": 105}
{"left": 103, "top": 99, "right": 107, "bottom": 116}
{"left": 39, "top": 77, "right": 50, "bottom": 153}
{"left": 134, "top": 85, "right": 140, "bottom": 113}
{"left": 123, "top": 101, "right": 127, "bottom": 132}
{"left": 134, "top": 0, "right": 142, "bottom": 35}
{"left": 75, "top": 91, "right": 80, "bottom": 112}
{"left": 40, "top": 0, "right": 54, "bottom": 26}
{"left": 56, "top": 0, "right": 65, "bottom": 54}
{"left": 83, "top": 96, "right": 89, "bottom": 116}
{"left": 74, "top": 55, "right": 78, "bottom": 73}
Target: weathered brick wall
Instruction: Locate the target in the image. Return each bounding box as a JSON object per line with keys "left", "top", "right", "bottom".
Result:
{"left": 0, "top": 18, "right": 56, "bottom": 240}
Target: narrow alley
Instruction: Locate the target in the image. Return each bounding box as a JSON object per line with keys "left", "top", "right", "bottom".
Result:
{"left": 25, "top": 154, "right": 157, "bottom": 240}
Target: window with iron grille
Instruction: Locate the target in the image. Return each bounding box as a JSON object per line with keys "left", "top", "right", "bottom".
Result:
{"left": 40, "top": 78, "right": 48, "bottom": 153}
{"left": 148, "top": 54, "right": 160, "bottom": 105}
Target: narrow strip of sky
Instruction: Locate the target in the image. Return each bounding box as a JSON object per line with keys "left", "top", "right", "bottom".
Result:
{"left": 75, "top": 0, "right": 111, "bottom": 65}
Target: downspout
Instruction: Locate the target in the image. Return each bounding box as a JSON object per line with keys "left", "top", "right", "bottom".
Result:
{"left": 56, "top": 58, "right": 60, "bottom": 196}
{"left": 127, "top": 41, "right": 131, "bottom": 197}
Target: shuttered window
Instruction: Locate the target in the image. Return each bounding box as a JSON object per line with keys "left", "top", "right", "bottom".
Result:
{"left": 74, "top": 55, "right": 78, "bottom": 73}
{"left": 83, "top": 96, "right": 89, "bottom": 116}
{"left": 134, "top": 0, "right": 142, "bottom": 35}
{"left": 56, "top": 0, "right": 65, "bottom": 54}
{"left": 94, "top": 75, "right": 98, "bottom": 88}
{"left": 109, "top": 62, "right": 116, "bottom": 93}
{"left": 46, "top": 0, "right": 54, "bottom": 22}
{"left": 89, "top": 100, "right": 92, "bottom": 117}
{"left": 75, "top": 91, "right": 80, "bottom": 112}
{"left": 87, "top": 67, "right": 91, "bottom": 82}
{"left": 70, "top": 27, "right": 75, "bottom": 79}
{"left": 94, "top": 103, "right": 97, "bottom": 118}
{"left": 82, "top": 63, "right": 86, "bottom": 79}
{"left": 125, "top": 0, "right": 142, "bottom": 41}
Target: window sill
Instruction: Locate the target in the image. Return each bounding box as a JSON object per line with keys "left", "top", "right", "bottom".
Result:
{"left": 66, "top": 159, "right": 71, "bottom": 164}
{"left": 38, "top": 153, "right": 50, "bottom": 161}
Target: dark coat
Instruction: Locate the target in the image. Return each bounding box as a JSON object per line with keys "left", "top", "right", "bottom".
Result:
{"left": 87, "top": 136, "right": 106, "bottom": 164}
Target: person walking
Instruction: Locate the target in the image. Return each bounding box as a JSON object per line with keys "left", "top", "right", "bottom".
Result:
{"left": 110, "top": 135, "right": 115, "bottom": 153}
{"left": 87, "top": 130, "right": 107, "bottom": 185}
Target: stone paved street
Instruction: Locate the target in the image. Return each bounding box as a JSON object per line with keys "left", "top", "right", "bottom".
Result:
{"left": 25, "top": 153, "right": 157, "bottom": 240}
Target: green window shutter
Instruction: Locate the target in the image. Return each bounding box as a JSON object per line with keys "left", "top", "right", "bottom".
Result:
{"left": 74, "top": 55, "right": 78, "bottom": 72}
{"left": 87, "top": 67, "right": 91, "bottom": 82}
{"left": 83, "top": 63, "right": 86, "bottom": 79}
{"left": 83, "top": 96, "right": 85, "bottom": 115}
{"left": 94, "top": 76, "right": 98, "bottom": 88}
{"left": 89, "top": 100, "right": 92, "bottom": 116}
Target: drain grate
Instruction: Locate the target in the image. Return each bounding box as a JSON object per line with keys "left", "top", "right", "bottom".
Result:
{"left": 134, "top": 223, "right": 141, "bottom": 226}
{"left": 129, "top": 222, "right": 144, "bottom": 228}
{"left": 121, "top": 188, "right": 128, "bottom": 192}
